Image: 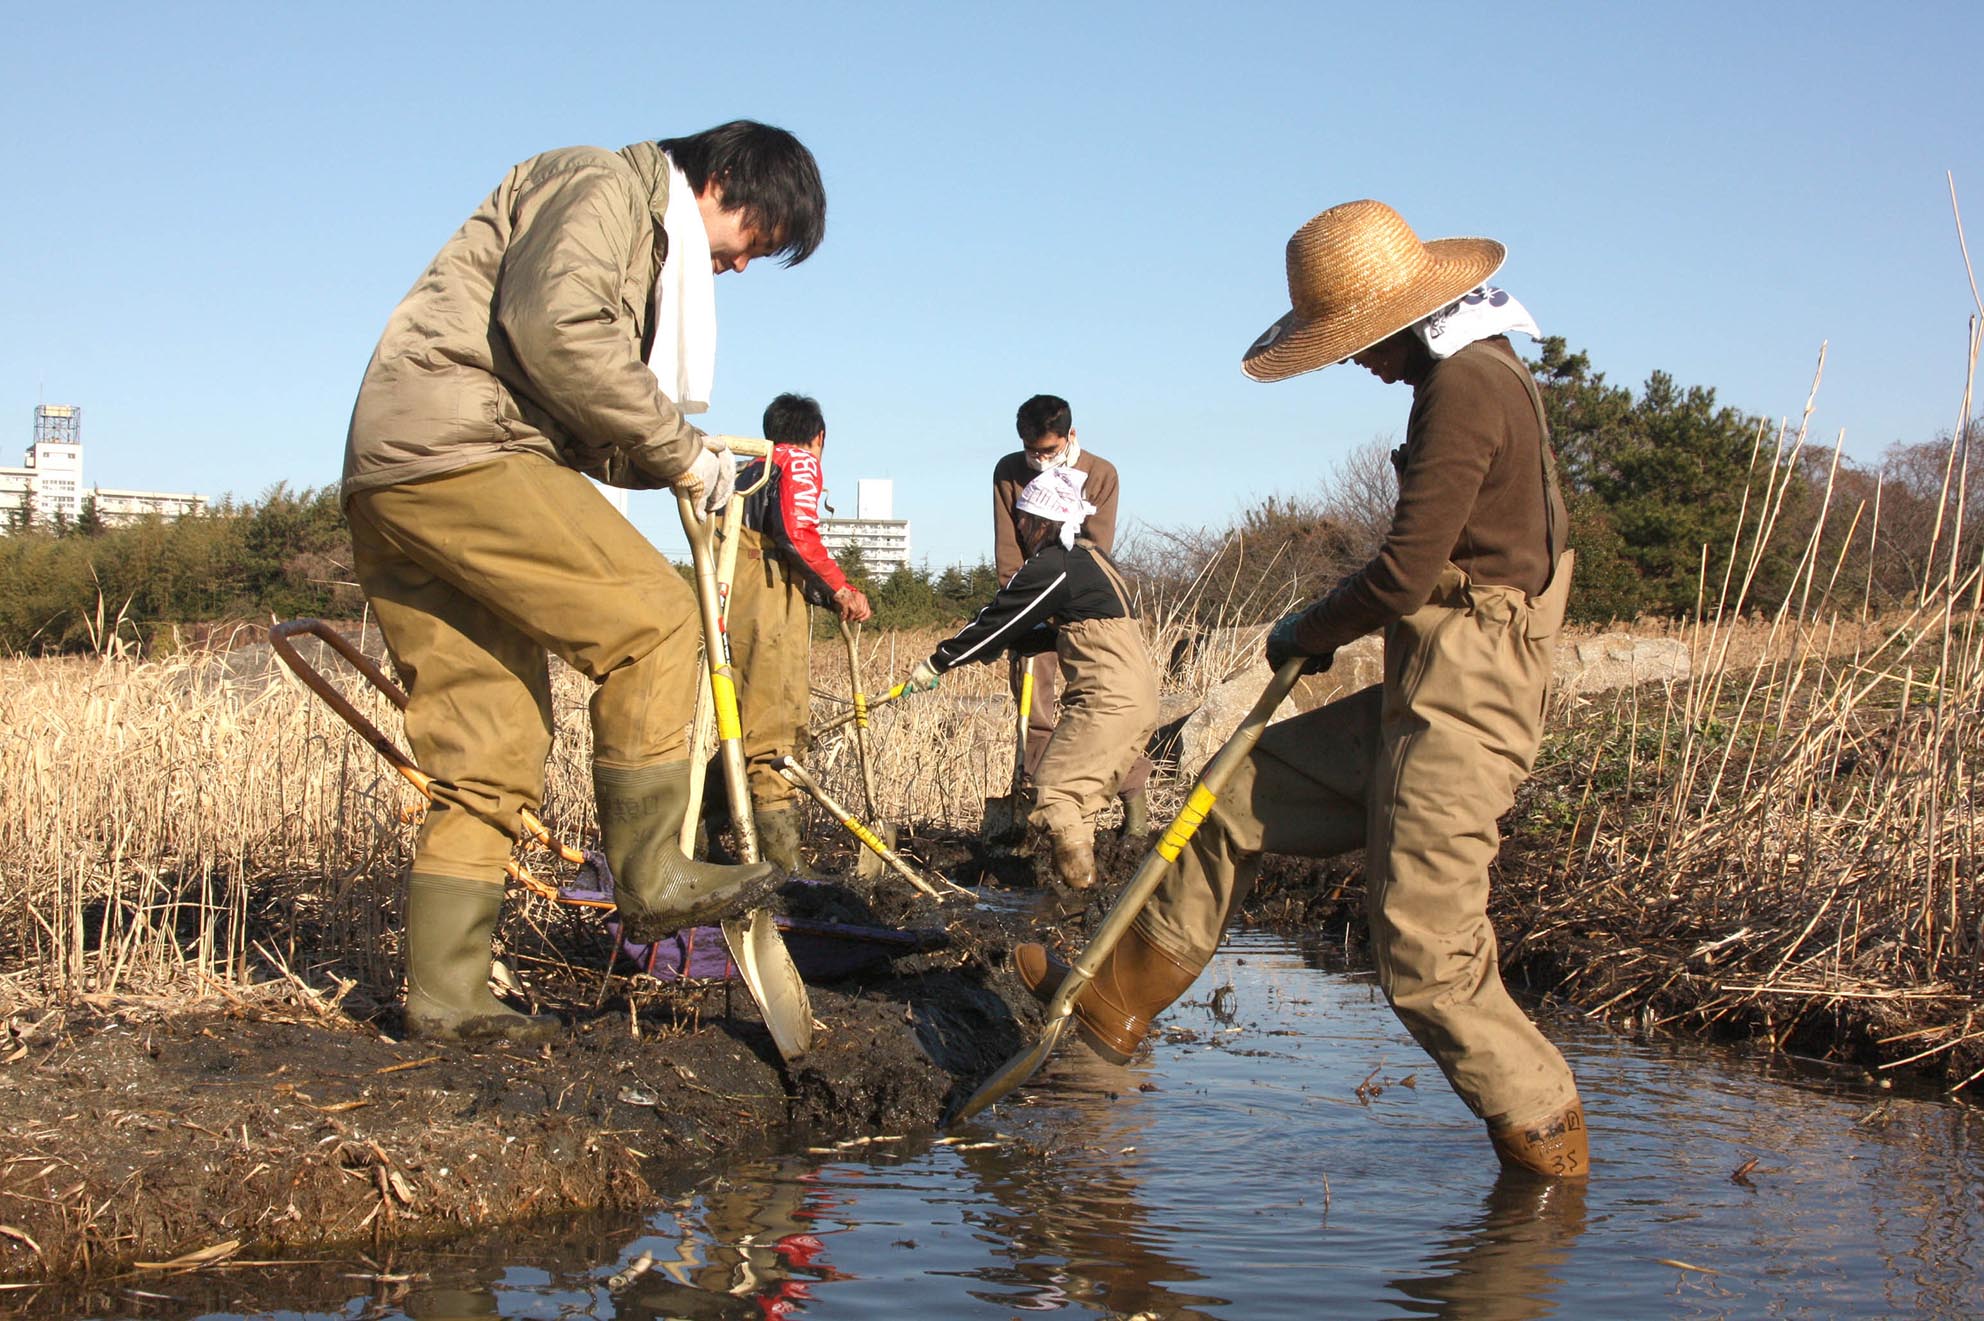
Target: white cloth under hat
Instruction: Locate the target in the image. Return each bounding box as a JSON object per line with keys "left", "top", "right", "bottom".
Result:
{"left": 646, "top": 156, "right": 716, "bottom": 413}
{"left": 1015, "top": 467, "right": 1097, "bottom": 550}
{"left": 1412, "top": 285, "right": 1542, "bottom": 359}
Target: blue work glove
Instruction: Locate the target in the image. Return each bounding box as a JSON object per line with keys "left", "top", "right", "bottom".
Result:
{"left": 904, "top": 658, "right": 942, "bottom": 692}
{"left": 1265, "top": 611, "right": 1334, "bottom": 676}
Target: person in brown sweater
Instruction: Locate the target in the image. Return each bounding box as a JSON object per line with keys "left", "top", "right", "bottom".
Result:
{"left": 1015, "top": 200, "right": 1587, "bottom": 1179}
{"left": 990, "top": 395, "right": 1153, "bottom": 836}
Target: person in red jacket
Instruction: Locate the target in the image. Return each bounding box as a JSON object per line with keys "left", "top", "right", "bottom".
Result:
{"left": 726, "top": 393, "right": 871, "bottom": 871}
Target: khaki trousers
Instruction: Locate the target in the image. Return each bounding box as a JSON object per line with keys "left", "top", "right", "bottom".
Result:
{"left": 1138, "top": 560, "right": 1578, "bottom": 1125}
{"left": 727, "top": 530, "right": 811, "bottom": 810}
{"left": 1015, "top": 648, "right": 1155, "bottom": 797}
{"left": 347, "top": 455, "right": 700, "bottom": 883}
{"left": 1028, "top": 616, "right": 1161, "bottom": 836}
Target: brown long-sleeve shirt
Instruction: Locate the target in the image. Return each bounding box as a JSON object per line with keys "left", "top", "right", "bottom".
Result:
{"left": 991, "top": 450, "right": 1120, "bottom": 583}
{"left": 1293, "top": 337, "right": 1565, "bottom": 656}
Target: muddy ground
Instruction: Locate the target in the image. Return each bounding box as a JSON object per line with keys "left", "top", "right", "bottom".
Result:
{"left": 0, "top": 826, "right": 1152, "bottom": 1300}
{"left": 5, "top": 803, "right": 1958, "bottom": 1307}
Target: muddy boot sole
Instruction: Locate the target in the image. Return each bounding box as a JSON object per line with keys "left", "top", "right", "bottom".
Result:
{"left": 617, "top": 864, "right": 784, "bottom": 944}
{"left": 405, "top": 997, "right": 561, "bottom": 1045}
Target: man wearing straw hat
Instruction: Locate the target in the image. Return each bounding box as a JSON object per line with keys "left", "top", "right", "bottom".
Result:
{"left": 341, "top": 122, "right": 824, "bottom": 1042}
{"left": 1014, "top": 200, "right": 1586, "bottom": 1177}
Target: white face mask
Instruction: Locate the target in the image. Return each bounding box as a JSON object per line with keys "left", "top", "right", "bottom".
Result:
{"left": 1023, "top": 437, "right": 1082, "bottom": 473}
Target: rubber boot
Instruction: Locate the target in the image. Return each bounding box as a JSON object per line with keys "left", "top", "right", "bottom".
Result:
{"left": 1488, "top": 1100, "right": 1590, "bottom": 1178}
{"left": 1118, "top": 788, "right": 1149, "bottom": 839}
{"left": 595, "top": 761, "right": 783, "bottom": 942}
{"left": 1012, "top": 926, "right": 1200, "bottom": 1064}
{"left": 756, "top": 805, "right": 821, "bottom": 880}
{"left": 403, "top": 873, "right": 559, "bottom": 1044}
{"left": 1051, "top": 831, "right": 1097, "bottom": 890}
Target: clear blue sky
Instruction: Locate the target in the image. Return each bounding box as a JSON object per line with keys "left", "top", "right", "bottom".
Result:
{"left": 4, "top": 2, "right": 1979, "bottom": 568}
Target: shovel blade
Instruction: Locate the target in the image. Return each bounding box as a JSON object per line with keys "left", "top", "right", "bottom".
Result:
{"left": 720, "top": 908, "right": 813, "bottom": 1063}
{"left": 979, "top": 795, "right": 1024, "bottom": 845}
{"left": 948, "top": 1013, "right": 1072, "bottom": 1127}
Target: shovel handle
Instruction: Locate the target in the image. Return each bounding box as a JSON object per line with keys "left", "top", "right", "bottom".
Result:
{"left": 950, "top": 657, "right": 1309, "bottom": 1124}
{"left": 1059, "top": 656, "right": 1305, "bottom": 989}
{"left": 267, "top": 619, "right": 585, "bottom": 877}
{"left": 678, "top": 491, "right": 758, "bottom": 863}
{"left": 772, "top": 757, "right": 965, "bottom": 899}
{"left": 808, "top": 683, "right": 907, "bottom": 737}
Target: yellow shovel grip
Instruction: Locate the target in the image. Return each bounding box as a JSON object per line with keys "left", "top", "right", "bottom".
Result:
{"left": 713, "top": 671, "right": 742, "bottom": 741}
{"left": 841, "top": 814, "right": 889, "bottom": 853}
{"left": 1156, "top": 785, "right": 1218, "bottom": 862}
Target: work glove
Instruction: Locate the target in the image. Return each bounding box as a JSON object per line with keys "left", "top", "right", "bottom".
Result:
{"left": 1264, "top": 611, "right": 1334, "bottom": 676}
{"left": 672, "top": 436, "right": 736, "bottom": 519}
{"left": 904, "top": 659, "right": 941, "bottom": 693}
{"left": 834, "top": 586, "right": 873, "bottom": 623}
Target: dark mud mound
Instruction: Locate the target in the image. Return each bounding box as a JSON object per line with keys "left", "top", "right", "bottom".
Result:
{"left": 0, "top": 836, "right": 1073, "bottom": 1288}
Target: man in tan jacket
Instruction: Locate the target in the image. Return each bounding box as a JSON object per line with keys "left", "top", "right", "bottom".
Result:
{"left": 1016, "top": 201, "right": 1587, "bottom": 1179}
{"left": 991, "top": 395, "right": 1153, "bottom": 836}
{"left": 342, "top": 121, "right": 826, "bottom": 1043}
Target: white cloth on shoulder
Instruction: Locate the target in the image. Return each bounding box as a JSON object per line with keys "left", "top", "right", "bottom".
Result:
{"left": 1015, "top": 467, "right": 1097, "bottom": 550}
{"left": 1412, "top": 285, "right": 1541, "bottom": 359}
{"left": 646, "top": 156, "right": 716, "bottom": 413}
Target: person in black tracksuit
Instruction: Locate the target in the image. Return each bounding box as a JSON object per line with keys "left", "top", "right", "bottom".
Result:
{"left": 906, "top": 468, "right": 1158, "bottom": 888}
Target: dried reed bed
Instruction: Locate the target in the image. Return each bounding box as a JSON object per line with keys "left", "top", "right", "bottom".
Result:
{"left": 4, "top": 301, "right": 1979, "bottom": 1092}
{"left": 1506, "top": 332, "right": 1984, "bottom": 1087}
{"left": 0, "top": 598, "right": 1270, "bottom": 1016}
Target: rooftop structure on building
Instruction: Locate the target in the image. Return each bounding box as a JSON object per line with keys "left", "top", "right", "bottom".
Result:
{"left": 820, "top": 477, "right": 911, "bottom": 576}
{"left": 1, "top": 406, "right": 207, "bottom": 530}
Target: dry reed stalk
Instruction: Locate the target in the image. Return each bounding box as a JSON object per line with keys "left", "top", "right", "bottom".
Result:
{"left": 1511, "top": 222, "right": 1984, "bottom": 1082}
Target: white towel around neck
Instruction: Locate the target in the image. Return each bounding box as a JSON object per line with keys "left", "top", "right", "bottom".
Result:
{"left": 646, "top": 157, "right": 716, "bottom": 413}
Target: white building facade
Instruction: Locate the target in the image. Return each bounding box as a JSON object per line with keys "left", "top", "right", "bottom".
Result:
{"left": 820, "top": 477, "right": 911, "bottom": 576}
{"left": 0, "top": 405, "right": 207, "bottom": 529}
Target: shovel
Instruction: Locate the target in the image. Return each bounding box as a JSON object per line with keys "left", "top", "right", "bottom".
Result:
{"left": 948, "top": 657, "right": 1309, "bottom": 1126}
{"left": 979, "top": 656, "right": 1034, "bottom": 844}
{"left": 676, "top": 448, "right": 814, "bottom": 1064}
{"left": 267, "top": 618, "right": 603, "bottom": 907}
{"left": 681, "top": 444, "right": 772, "bottom": 850}
{"left": 839, "top": 619, "right": 898, "bottom": 879}
{"left": 772, "top": 756, "right": 971, "bottom": 900}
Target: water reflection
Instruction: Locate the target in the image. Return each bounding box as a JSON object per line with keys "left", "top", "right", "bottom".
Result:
{"left": 40, "top": 933, "right": 1984, "bottom": 1320}
{"left": 945, "top": 1049, "right": 1227, "bottom": 1318}
{"left": 1387, "top": 1174, "right": 1587, "bottom": 1320}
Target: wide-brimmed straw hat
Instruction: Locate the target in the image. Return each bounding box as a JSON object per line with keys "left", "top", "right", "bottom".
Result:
{"left": 1242, "top": 200, "right": 1506, "bottom": 382}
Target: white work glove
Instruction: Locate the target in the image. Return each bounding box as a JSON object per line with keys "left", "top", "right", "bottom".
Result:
{"left": 672, "top": 437, "right": 735, "bottom": 520}
{"left": 904, "top": 658, "right": 941, "bottom": 693}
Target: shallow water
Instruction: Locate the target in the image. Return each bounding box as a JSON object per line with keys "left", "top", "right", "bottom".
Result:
{"left": 62, "top": 932, "right": 1984, "bottom": 1319}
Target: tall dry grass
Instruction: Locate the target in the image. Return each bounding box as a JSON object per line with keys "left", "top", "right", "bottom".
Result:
{"left": 1514, "top": 294, "right": 1983, "bottom": 1080}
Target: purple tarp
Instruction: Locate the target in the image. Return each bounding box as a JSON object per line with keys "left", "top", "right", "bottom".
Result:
{"left": 561, "top": 858, "right": 946, "bottom": 983}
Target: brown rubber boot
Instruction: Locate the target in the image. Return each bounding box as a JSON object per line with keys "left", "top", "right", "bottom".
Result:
{"left": 1012, "top": 926, "right": 1200, "bottom": 1064}
{"left": 403, "top": 872, "right": 559, "bottom": 1044}
{"left": 595, "top": 761, "right": 782, "bottom": 942}
{"left": 1488, "top": 1100, "right": 1590, "bottom": 1178}
{"left": 1051, "top": 831, "right": 1097, "bottom": 889}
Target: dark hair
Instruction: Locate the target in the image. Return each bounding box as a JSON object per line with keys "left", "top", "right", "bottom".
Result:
{"left": 763, "top": 392, "right": 825, "bottom": 446}
{"left": 1015, "top": 394, "right": 1073, "bottom": 443}
{"left": 1014, "top": 510, "right": 1059, "bottom": 555}
{"left": 656, "top": 120, "right": 826, "bottom": 265}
